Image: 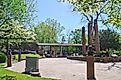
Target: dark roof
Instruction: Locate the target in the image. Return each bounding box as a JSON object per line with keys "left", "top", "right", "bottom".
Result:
{"left": 11, "top": 42, "right": 39, "bottom": 51}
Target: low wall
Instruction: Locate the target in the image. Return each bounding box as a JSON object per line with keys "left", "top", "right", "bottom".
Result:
{"left": 67, "top": 56, "right": 121, "bottom": 63}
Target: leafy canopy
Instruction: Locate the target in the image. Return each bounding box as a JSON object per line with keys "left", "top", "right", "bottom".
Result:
{"left": 69, "top": 29, "right": 82, "bottom": 44}
{"left": 0, "top": 0, "right": 36, "bottom": 27}
{"left": 61, "top": 0, "right": 121, "bottom": 28}
{"left": 100, "top": 28, "right": 120, "bottom": 50}
{"left": 34, "top": 18, "right": 64, "bottom": 43}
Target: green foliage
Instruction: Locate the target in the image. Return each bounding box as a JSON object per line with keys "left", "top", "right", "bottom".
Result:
{"left": 34, "top": 18, "right": 64, "bottom": 43}
{"left": 68, "top": 46, "right": 76, "bottom": 54}
{"left": 61, "top": 0, "right": 121, "bottom": 28}
{"left": 119, "top": 35, "right": 121, "bottom": 43}
{"left": 0, "top": 52, "right": 6, "bottom": 63}
{"left": 100, "top": 28, "right": 120, "bottom": 50}
{"left": 69, "top": 29, "right": 82, "bottom": 44}
{"left": 0, "top": 21, "right": 36, "bottom": 53}
{"left": 0, "top": 0, "right": 36, "bottom": 52}
{"left": 61, "top": 0, "right": 105, "bottom": 15}
{"left": 0, "top": 21, "right": 36, "bottom": 40}
{"left": 0, "top": 0, "right": 36, "bottom": 27}
{"left": 1, "top": 75, "right": 17, "bottom": 80}
{"left": 102, "top": 0, "right": 121, "bottom": 28}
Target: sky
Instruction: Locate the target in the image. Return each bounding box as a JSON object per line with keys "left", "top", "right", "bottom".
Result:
{"left": 34, "top": 0, "right": 109, "bottom": 34}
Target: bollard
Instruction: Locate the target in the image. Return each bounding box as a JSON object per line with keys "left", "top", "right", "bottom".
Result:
{"left": 87, "top": 45, "right": 96, "bottom": 80}
{"left": 87, "top": 56, "right": 95, "bottom": 80}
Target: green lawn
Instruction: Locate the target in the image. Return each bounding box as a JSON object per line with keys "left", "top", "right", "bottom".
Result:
{"left": 0, "top": 64, "right": 56, "bottom": 80}
{"left": 13, "top": 53, "right": 42, "bottom": 60}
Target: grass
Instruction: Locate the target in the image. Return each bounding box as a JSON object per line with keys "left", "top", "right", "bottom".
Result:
{"left": 13, "top": 53, "right": 42, "bottom": 60}
{"left": 0, "top": 64, "right": 56, "bottom": 80}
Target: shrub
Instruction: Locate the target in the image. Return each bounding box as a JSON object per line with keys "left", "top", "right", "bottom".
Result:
{"left": 0, "top": 52, "right": 6, "bottom": 63}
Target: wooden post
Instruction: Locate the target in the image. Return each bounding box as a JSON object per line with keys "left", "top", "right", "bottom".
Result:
{"left": 82, "top": 26, "right": 86, "bottom": 55}
{"left": 87, "top": 46, "right": 96, "bottom": 80}
{"left": 94, "top": 19, "right": 100, "bottom": 54}
{"left": 87, "top": 56, "right": 95, "bottom": 80}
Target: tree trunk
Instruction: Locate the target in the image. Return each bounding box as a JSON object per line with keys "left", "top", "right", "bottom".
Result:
{"left": 18, "top": 47, "right": 21, "bottom": 62}
{"left": 7, "top": 39, "right": 12, "bottom": 67}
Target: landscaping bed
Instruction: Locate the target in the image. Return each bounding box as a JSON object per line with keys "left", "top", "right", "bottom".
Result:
{"left": 67, "top": 56, "right": 121, "bottom": 63}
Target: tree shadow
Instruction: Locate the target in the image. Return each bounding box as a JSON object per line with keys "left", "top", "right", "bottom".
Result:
{"left": 107, "top": 62, "right": 121, "bottom": 70}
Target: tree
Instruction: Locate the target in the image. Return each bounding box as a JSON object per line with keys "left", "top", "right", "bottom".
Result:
{"left": 0, "top": 0, "right": 36, "bottom": 50}
{"left": 0, "top": 0, "right": 36, "bottom": 67}
{"left": 34, "top": 18, "right": 64, "bottom": 43}
{"left": 0, "top": 0, "right": 36, "bottom": 28}
{"left": 69, "top": 29, "right": 82, "bottom": 44}
{"left": 100, "top": 28, "right": 120, "bottom": 50}
{"left": 0, "top": 20, "right": 36, "bottom": 52}
{"left": 60, "top": 0, "right": 121, "bottom": 28}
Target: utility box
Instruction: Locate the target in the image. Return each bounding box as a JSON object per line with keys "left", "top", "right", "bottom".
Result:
{"left": 25, "top": 57, "right": 39, "bottom": 73}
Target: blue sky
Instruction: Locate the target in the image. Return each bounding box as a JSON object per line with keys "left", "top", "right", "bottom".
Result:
{"left": 35, "top": 0, "right": 107, "bottom": 33}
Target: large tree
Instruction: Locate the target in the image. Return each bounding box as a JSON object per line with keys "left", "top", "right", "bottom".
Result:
{"left": 60, "top": 0, "right": 121, "bottom": 28}
{"left": 0, "top": 0, "right": 36, "bottom": 48}
{"left": 34, "top": 18, "right": 64, "bottom": 43}
{"left": 0, "top": 20, "right": 36, "bottom": 52}
{"left": 0, "top": 0, "right": 36, "bottom": 51}
{"left": 100, "top": 28, "right": 120, "bottom": 50}
{"left": 0, "top": 0, "right": 36, "bottom": 67}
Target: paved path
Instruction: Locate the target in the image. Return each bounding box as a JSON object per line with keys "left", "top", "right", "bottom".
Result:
{"left": 6, "top": 58, "right": 121, "bottom": 80}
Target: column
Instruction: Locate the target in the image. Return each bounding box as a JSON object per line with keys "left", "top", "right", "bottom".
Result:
{"left": 94, "top": 19, "right": 100, "bottom": 54}
{"left": 82, "top": 26, "right": 86, "bottom": 55}
{"left": 88, "top": 22, "right": 93, "bottom": 46}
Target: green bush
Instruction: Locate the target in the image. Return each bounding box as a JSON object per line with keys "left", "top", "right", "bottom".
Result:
{"left": 0, "top": 52, "right": 6, "bottom": 63}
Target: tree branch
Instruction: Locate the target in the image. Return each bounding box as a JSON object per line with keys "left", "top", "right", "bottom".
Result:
{"left": 96, "top": 11, "right": 99, "bottom": 20}
{"left": 98, "top": 0, "right": 110, "bottom": 15}
{"left": 82, "top": 13, "right": 90, "bottom": 22}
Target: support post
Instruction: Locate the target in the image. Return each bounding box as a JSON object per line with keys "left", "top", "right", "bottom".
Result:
{"left": 60, "top": 45, "right": 63, "bottom": 56}
{"left": 51, "top": 46, "right": 56, "bottom": 57}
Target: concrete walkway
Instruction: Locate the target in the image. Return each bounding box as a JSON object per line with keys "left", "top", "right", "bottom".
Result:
{"left": 6, "top": 58, "right": 121, "bottom": 80}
